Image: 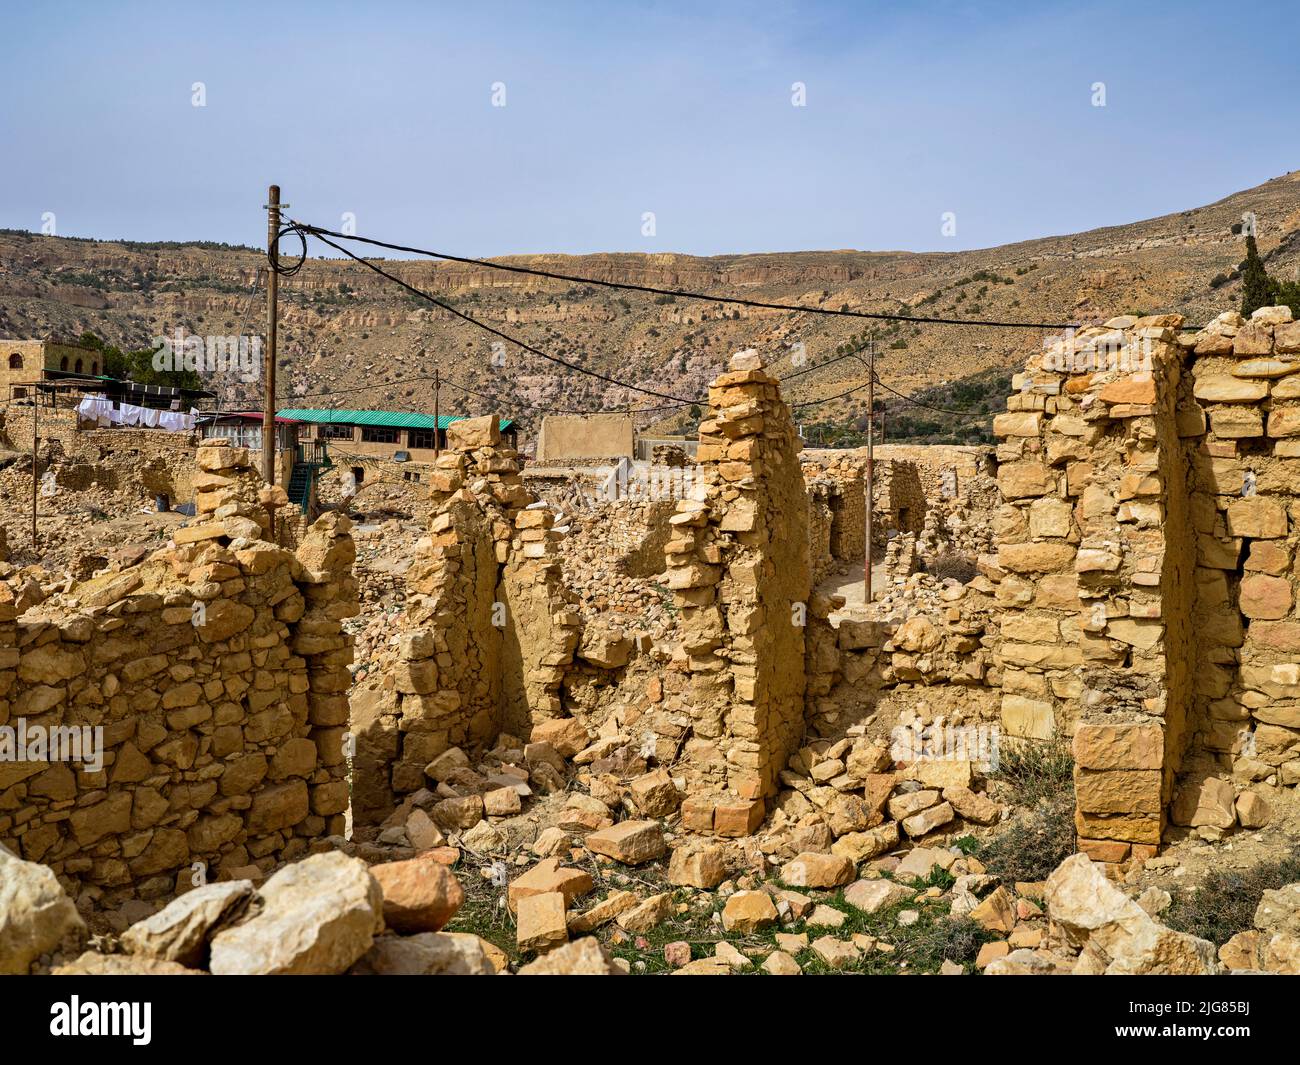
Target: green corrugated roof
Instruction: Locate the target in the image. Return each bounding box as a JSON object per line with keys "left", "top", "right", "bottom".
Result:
{"left": 276, "top": 409, "right": 514, "bottom": 431}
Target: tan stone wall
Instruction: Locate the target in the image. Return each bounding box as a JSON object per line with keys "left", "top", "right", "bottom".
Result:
{"left": 1182, "top": 309, "right": 1300, "bottom": 791}
{"left": 536, "top": 414, "right": 633, "bottom": 462}
{"left": 1, "top": 340, "right": 102, "bottom": 396}
{"left": 348, "top": 416, "right": 581, "bottom": 832}
{"left": 662, "top": 351, "right": 811, "bottom": 827}
{"left": 1, "top": 407, "right": 201, "bottom": 503}
{"left": 990, "top": 307, "right": 1300, "bottom": 866}
{"left": 0, "top": 442, "right": 356, "bottom": 907}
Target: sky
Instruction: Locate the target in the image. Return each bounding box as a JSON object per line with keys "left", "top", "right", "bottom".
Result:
{"left": 1, "top": 0, "right": 1298, "bottom": 258}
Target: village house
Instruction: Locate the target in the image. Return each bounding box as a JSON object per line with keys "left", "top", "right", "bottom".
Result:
{"left": 276, "top": 408, "right": 517, "bottom": 481}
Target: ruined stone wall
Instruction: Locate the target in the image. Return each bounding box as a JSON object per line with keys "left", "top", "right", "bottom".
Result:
{"left": 1182, "top": 308, "right": 1300, "bottom": 792}
{"left": 989, "top": 307, "right": 1300, "bottom": 866}
{"left": 800, "top": 445, "right": 995, "bottom": 574}
{"left": 806, "top": 480, "right": 835, "bottom": 584}
{"left": 1, "top": 407, "right": 200, "bottom": 504}
{"left": 0, "top": 440, "right": 356, "bottom": 907}
{"left": 663, "top": 351, "right": 811, "bottom": 830}
{"left": 348, "top": 417, "right": 580, "bottom": 831}
{"left": 992, "top": 314, "right": 1192, "bottom": 863}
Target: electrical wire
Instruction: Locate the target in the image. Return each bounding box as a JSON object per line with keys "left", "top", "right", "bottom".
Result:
{"left": 288, "top": 220, "right": 1084, "bottom": 330}
{"left": 284, "top": 224, "right": 696, "bottom": 405}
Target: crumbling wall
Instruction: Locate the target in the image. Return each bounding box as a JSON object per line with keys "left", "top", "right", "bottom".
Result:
{"left": 801, "top": 445, "right": 996, "bottom": 582}
{"left": 988, "top": 308, "right": 1300, "bottom": 866}
{"left": 348, "top": 417, "right": 580, "bottom": 832}
{"left": 2, "top": 408, "right": 200, "bottom": 505}
{"left": 1182, "top": 308, "right": 1300, "bottom": 795}
{"left": 663, "top": 351, "right": 811, "bottom": 831}
{"left": 992, "top": 314, "right": 1193, "bottom": 864}
{"left": 0, "top": 439, "right": 356, "bottom": 907}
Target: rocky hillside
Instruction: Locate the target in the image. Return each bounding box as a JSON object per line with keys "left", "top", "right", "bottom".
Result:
{"left": 3, "top": 170, "right": 1299, "bottom": 439}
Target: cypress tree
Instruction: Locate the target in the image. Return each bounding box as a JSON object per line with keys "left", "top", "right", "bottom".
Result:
{"left": 1240, "top": 234, "right": 1273, "bottom": 317}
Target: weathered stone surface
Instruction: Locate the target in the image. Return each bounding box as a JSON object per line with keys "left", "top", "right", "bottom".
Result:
{"left": 810, "top": 934, "right": 860, "bottom": 969}
{"left": 53, "top": 953, "right": 204, "bottom": 976}
{"left": 1072, "top": 723, "right": 1163, "bottom": 771}
{"left": 518, "top": 936, "right": 624, "bottom": 975}
{"left": 943, "top": 785, "right": 1001, "bottom": 825}
{"left": 1046, "top": 854, "right": 1220, "bottom": 974}
{"left": 1226, "top": 498, "right": 1288, "bottom": 539}
{"left": 1170, "top": 776, "right": 1237, "bottom": 829}
{"left": 583, "top": 820, "right": 666, "bottom": 864}
{"left": 628, "top": 769, "right": 680, "bottom": 817}
{"left": 121, "top": 881, "right": 253, "bottom": 967}
{"left": 1239, "top": 573, "right": 1292, "bottom": 620}
{"left": 0, "top": 846, "right": 87, "bottom": 974}
{"left": 209, "top": 853, "right": 384, "bottom": 975}
{"left": 667, "top": 841, "right": 728, "bottom": 889}
{"left": 830, "top": 821, "right": 899, "bottom": 862}
{"left": 721, "top": 890, "right": 778, "bottom": 933}
{"left": 617, "top": 892, "right": 674, "bottom": 933}
{"left": 843, "top": 879, "right": 915, "bottom": 914}
{"left": 780, "top": 851, "right": 855, "bottom": 889}
{"left": 516, "top": 891, "right": 569, "bottom": 953}
{"left": 901, "top": 801, "right": 955, "bottom": 838}
{"left": 1255, "top": 883, "right": 1300, "bottom": 937}
{"left": 350, "top": 932, "right": 495, "bottom": 975}
{"left": 370, "top": 856, "right": 465, "bottom": 933}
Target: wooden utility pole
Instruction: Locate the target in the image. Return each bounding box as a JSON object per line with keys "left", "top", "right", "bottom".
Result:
{"left": 263, "top": 185, "right": 281, "bottom": 488}
{"left": 31, "top": 385, "right": 39, "bottom": 550}
{"left": 864, "top": 342, "right": 875, "bottom": 605}
{"left": 433, "top": 368, "right": 441, "bottom": 456}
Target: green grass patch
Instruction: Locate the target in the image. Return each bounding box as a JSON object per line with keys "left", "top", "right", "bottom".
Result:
{"left": 1164, "top": 847, "right": 1300, "bottom": 946}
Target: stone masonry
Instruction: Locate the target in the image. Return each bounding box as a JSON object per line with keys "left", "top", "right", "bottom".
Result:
{"left": 665, "top": 350, "right": 811, "bottom": 832}
{"left": 992, "top": 306, "right": 1300, "bottom": 866}
{"left": 0, "top": 439, "right": 356, "bottom": 906}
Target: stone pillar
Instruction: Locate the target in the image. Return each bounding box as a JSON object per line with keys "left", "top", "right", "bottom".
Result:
{"left": 993, "top": 315, "right": 1194, "bottom": 867}
{"left": 666, "top": 350, "right": 811, "bottom": 833}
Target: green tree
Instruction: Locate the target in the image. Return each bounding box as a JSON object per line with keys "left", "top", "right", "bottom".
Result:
{"left": 77, "top": 331, "right": 204, "bottom": 390}
{"left": 1240, "top": 235, "right": 1273, "bottom": 318}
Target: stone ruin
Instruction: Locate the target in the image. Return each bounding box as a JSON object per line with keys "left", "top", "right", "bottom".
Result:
{"left": 0, "top": 438, "right": 356, "bottom": 907}
{"left": 993, "top": 306, "right": 1300, "bottom": 865}
{"left": 7, "top": 306, "right": 1300, "bottom": 977}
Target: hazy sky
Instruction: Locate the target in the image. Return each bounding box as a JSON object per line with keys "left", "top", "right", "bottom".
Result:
{"left": 2, "top": 0, "right": 1297, "bottom": 257}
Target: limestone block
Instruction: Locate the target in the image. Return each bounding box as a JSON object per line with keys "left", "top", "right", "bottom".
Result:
{"left": 1226, "top": 498, "right": 1288, "bottom": 539}
{"left": 1193, "top": 377, "right": 1268, "bottom": 402}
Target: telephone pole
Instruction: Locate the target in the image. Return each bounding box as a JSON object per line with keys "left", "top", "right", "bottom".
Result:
{"left": 263, "top": 185, "right": 281, "bottom": 488}
{"left": 31, "top": 385, "right": 39, "bottom": 550}
{"left": 433, "top": 368, "right": 441, "bottom": 456}
{"left": 864, "top": 341, "right": 875, "bottom": 604}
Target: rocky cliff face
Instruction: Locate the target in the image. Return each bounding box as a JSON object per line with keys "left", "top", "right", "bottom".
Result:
{"left": 2, "top": 171, "right": 1299, "bottom": 436}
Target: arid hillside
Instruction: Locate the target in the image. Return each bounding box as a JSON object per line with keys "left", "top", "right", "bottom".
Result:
{"left": 3, "top": 169, "right": 1299, "bottom": 439}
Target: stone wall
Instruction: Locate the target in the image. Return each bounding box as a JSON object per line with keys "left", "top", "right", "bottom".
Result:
{"left": 348, "top": 417, "right": 581, "bottom": 831}
{"left": 991, "top": 306, "right": 1300, "bottom": 867}
{"left": 1182, "top": 308, "right": 1300, "bottom": 793}
{"left": 801, "top": 444, "right": 995, "bottom": 576}
{"left": 1, "top": 406, "right": 201, "bottom": 504}
{"left": 0, "top": 440, "right": 356, "bottom": 908}
{"left": 663, "top": 351, "right": 811, "bottom": 830}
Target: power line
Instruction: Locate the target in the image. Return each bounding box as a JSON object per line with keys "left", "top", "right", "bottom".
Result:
{"left": 870, "top": 373, "right": 988, "bottom": 419}
{"left": 282, "top": 225, "right": 696, "bottom": 405}
{"left": 289, "top": 220, "right": 1085, "bottom": 331}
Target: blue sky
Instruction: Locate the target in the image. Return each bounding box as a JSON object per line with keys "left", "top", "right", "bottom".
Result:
{"left": 1, "top": 0, "right": 1297, "bottom": 257}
